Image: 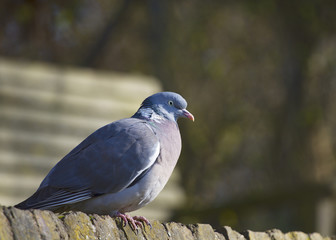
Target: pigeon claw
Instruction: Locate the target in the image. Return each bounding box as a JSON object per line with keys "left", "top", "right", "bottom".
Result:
{"left": 133, "top": 215, "right": 152, "bottom": 229}
{"left": 115, "top": 212, "right": 151, "bottom": 230}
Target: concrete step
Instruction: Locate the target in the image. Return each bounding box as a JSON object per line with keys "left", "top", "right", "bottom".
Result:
{"left": 0, "top": 106, "right": 109, "bottom": 138}
{"left": 0, "top": 85, "right": 136, "bottom": 119}
{"left": 0, "top": 172, "right": 43, "bottom": 197}
{"left": 0, "top": 58, "right": 158, "bottom": 103}
{"left": 0, "top": 150, "right": 57, "bottom": 175}
{"left": 0, "top": 128, "right": 80, "bottom": 158}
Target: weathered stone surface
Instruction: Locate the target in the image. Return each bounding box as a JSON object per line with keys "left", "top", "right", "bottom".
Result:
{"left": 142, "top": 220, "right": 169, "bottom": 240}
{"left": 164, "top": 222, "right": 194, "bottom": 240}
{"left": 285, "top": 231, "right": 310, "bottom": 240}
{"left": 91, "top": 214, "right": 123, "bottom": 240}
{"left": 188, "top": 223, "right": 223, "bottom": 240}
{"left": 267, "top": 229, "right": 289, "bottom": 240}
{"left": 309, "top": 232, "right": 334, "bottom": 240}
{"left": 221, "top": 226, "right": 246, "bottom": 240}
{"left": 0, "top": 207, "right": 13, "bottom": 240}
{"left": 243, "top": 230, "right": 271, "bottom": 240}
{"left": 0, "top": 206, "right": 334, "bottom": 240}
{"left": 63, "top": 211, "right": 96, "bottom": 240}
{"left": 3, "top": 207, "right": 42, "bottom": 240}
{"left": 33, "top": 209, "right": 68, "bottom": 240}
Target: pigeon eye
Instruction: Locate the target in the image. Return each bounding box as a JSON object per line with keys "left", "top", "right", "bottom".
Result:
{"left": 168, "top": 101, "right": 174, "bottom": 106}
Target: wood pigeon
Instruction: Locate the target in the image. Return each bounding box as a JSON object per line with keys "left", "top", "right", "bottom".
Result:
{"left": 15, "top": 91, "right": 194, "bottom": 229}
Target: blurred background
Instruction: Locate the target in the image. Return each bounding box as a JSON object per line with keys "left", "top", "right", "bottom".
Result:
{"left": 1, "top": 0, "right": 336, "bottom": 236}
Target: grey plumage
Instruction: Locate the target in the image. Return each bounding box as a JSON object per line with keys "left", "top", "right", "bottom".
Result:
{"left": 15, "top": 92, "right": 194, "bottom": 220}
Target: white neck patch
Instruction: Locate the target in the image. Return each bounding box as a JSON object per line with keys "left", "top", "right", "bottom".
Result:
{"left": 150, "top": 111, "right": 166, "bottom": 123}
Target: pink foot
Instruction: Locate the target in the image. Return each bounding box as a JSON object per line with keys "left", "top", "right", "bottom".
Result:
{"left": 115, "top": 212, "right": 151, "bottom": 230}
{"left": 133, "top": 215, "right": 152, "bottom": 228}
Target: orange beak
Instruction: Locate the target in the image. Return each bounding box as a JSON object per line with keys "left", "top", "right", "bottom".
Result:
{"left": 182, "top": 109, "right": 195, "bottom": 122}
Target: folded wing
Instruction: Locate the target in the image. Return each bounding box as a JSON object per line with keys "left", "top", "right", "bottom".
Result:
{"left": 15, "top": 118, "right": 160, "bottom": 210}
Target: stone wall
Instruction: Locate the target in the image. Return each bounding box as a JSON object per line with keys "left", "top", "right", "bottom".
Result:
{"left": 0, "top": 206, "right": 334, "bottom": 240}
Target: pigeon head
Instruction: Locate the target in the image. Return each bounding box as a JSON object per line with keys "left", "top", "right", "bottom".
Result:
{"left": 135, "top": 92, "right": 194, "bottom": 122}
